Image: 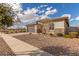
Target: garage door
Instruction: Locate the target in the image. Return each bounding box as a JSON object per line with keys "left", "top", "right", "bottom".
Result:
{"left": 27, "top": 26, "right": 35, "bottom": 32}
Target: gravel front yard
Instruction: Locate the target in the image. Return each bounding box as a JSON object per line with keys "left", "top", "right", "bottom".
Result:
{"left": 0, "top": 37, "right": 15, "bottom": 56}
{"left": 14, "top": 34, "right": 79, "bottom": 56}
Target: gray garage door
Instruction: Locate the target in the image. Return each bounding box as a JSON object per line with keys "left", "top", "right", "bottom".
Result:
{"left": 27, "top": 26, "right": 35, "bottom": 32}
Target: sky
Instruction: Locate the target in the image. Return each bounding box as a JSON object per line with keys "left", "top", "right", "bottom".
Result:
{"left": 9, "top": 3, "right": 79, "bottom": 28}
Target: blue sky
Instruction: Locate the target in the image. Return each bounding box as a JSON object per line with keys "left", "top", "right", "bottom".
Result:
{"left": 20, "top": 3, "right": 79, "bottom": 27}
{"left": 11, "top": 3, "right": 79, "bottom": 28}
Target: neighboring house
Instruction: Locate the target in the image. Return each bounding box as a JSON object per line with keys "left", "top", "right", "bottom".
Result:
{"left": 26, "top": 17, "right": 69, "bottom": 35}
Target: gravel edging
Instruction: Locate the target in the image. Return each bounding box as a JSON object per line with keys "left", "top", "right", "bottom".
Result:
{"left": 0, "top": 37, "right": 15, "bottom": 56}
{"left": 14, "top": 34, "right": 79, "bottom": 56}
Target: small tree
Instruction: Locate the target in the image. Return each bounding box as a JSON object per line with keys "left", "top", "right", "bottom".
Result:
{"left": 0, "top": 15, "right": 13, "bottom": 28}
{"left": 0, "top": 3, "right": 14, "bottom": 29}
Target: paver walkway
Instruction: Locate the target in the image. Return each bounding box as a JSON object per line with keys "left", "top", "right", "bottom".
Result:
{"left": 0, "top": 32, "right": 52, "bottom": 56}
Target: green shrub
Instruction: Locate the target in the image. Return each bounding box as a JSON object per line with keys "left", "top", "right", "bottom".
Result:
{"left": 9, "top": 30, "right": 15, "bottom": 33}
{"left": 21, "top": 29, "right": 26, "bottom": 32}
{"left": 64, "top": 32, "right": 79, "bottom": 38}
{"left": 78, "top": 31, "right": 79, "bottom": 35}
{"left": 7, "top": 29, "right": 15, "bottom": 33}
{"left": 69, "top": 32, "right": 78, "bottom": 38}
{"left": 64, "top": 35, "right": 70, "bottom": 38}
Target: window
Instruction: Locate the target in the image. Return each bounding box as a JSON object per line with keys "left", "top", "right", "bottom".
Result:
{"left": 49, "top": 23, "right": 54, "bottom": 30}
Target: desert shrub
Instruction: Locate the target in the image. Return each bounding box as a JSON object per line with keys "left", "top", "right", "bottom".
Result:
{"left": 64, "top": 35, "right": 70, "bottom": 38}
{"left": 21, "top": 29, "right": 26, "bottom": 32}
{"left": 19, "top": 29, "right": 23, "bottom": 32}
{"left": 5, "top": 29, "right": 15, "bottom": 34}
{"left": 9, "top": 29, "right": 15, "bottom": 33}
{"left": 15, "top": 30, "right": 19, "bottom": 33}
{"left": 69, "top": 32, "right": 78, "bottom": 38}
{"left": 2, "top": 29, "right": 26, "bottom": 33}
{"left": 56, "top": 33, "right": 63, "bottom": 37}
{"left": 77, "top": 31, "right": 79, "bottom": 38}
{"left": 49, "top": 33, "right": 54, "bottom": 36}
{"left": 16, "top": 29, "right": 26, "bottom": 33}
{"left": 42, "top": 32, "right": 46, "bottom": 34}
{"left": 78, "top": 31, "right": 79, "bottom": 35}
{"left": 49, "top": 33, "right": 53, "bottom": 36}
{"left": 8, "top": 30, "right": 12, "bottom": 34}
{"left": 29, "top": 32, "right": 32, "bottom": 35}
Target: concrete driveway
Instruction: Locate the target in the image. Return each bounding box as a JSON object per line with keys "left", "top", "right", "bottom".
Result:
{"left": 0, "top": 32, "right": 52, "bottom": 56}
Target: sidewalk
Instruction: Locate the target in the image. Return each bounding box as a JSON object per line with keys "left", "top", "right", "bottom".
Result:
{"left": 0, "top": 33, "right": 52, "bottom": 56}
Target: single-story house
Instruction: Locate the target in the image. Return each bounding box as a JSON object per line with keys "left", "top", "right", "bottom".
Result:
{"left": 26, "top": 17, "right": 69, "bottom": 35}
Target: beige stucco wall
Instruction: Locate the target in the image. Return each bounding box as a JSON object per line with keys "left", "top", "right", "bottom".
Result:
{"left": 54, "top": 21, "right": 65, "bottom": 34}
{"left": 35, "top": 25, "right": 37, "bottom": 33}
{"left": 54, "top": 21, "right": 64, "bottom": 29}
{"left": 43, "top": 21, "right": 65, "bottom": 34}
{"left": 41, "top": 23, "right": 54, "bottom": 34}
{"left": 25, "top": 26, "right": 27, "bottom": 32}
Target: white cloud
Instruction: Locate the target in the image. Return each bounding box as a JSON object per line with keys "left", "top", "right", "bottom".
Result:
{"left": 40, "top": 5, "right": 44, "bottom": 8}
{"left": 9, "top": 4, "right": 57, "bottom": 21}
{"left": 38, "top": 5, "right": 48, "bottom": 9}
{"left": 12, "top": 7, "right": 39, "bottom": 22}
{"left": 9, "top": 3, "right": 22, "bottom": 13}
{"left": 8, "top": 4, "right": 58, "bottom": 28}
{"left": 17, "top": 13, "right": 35, "bottom": 21}
{"left": 75, "top": 16, "right": 79, "bottom": 20}
{"left": 40, "top": 5, "right": 48, "bottom": 7}
{"left": 39, "top": 10, "right": 45, "bottom": 14}
{"left": 70, "top": 16, "right": 79, "bottom": 22}
{"left": 46, "top": 7, "right": 53, "bottom": 10}
{"left": 38, "top": 7, "right": 57, "bottom": 19}
{"left": 61, "top": 14, "right": 71, "bottom": 19}
{"left": 40, "top": 15, "right": 48, "bottom": 19}
{"left": 17, "top": 8, "right": 39, "bottom": 21}
{"left": 21, "top": 7, "right": 57, "bottom": 20}
{"left": 45, "top": 9, "right": 57, "bottom": 15}
{"left": 70, "top": 18, "right": 74, "bottom": 21}
{"left": 23, "top": 8, "right": 38, "bottom": 15}
{"left": 44, "top": 5, "right": 48, "bottom": 7}
{"left": 8, "top": 3, "right": 23, "bottom": 23}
